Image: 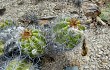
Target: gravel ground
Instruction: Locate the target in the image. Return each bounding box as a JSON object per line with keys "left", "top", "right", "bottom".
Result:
{"left": 0, "top": 0, "right": 110, "bottom": 70}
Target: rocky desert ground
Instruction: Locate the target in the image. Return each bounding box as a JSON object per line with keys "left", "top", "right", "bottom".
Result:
{"left": 0, "top": 0, "right": 110, "bottom": 70}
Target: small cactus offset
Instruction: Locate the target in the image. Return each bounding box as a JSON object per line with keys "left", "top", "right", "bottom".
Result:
{"left": 0, "top": 40, "right": 4, "bottom": 55}
{"left": 0, "top": 20, "right": 13, "bottom": 30}
{"left": 6, "top": 59, "right": 32, "bottom": 70}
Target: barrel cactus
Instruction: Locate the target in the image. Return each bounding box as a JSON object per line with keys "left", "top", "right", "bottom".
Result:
{"left": 19, "top": 28, "right": 46, "bottom": 58}
{"left": 52, "top": 18, "right": 85, "bottom": 50}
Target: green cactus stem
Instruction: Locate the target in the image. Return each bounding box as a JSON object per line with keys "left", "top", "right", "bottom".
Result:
{"left": 0, "top": 20, "right": 13, "bottom": 29}
{"left": 6, "top": 59, "right": 32, "bottom": 70}
{"left": 0, "top": 40, "right": 4, "bottom": 55}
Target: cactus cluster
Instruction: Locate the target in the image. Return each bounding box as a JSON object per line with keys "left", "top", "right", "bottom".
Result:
{"left": 0, "top": 17, "right": 85, "bottom": 70}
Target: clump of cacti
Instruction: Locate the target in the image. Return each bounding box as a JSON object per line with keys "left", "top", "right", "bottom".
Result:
{"left": 0, "top": 17, "right": 85, "bottom": 70}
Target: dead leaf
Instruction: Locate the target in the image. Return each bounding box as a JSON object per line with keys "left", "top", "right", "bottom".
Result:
{"left": 38, "top": 20, "right": 49, "bottom": 25}
{"left": 81, "top": 39, "right": 88, "bottom": 56}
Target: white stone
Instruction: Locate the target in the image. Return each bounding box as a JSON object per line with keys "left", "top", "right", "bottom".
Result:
{"left": 99, "top": 51, "right": 103, "bottom": 54}
{"left": 84, "top": 65, "right": 89, "bottom": 69}
{"left": 32, "top": 49, "right": 37, "bottom": 55}
{"left": 96, "top": 54, "right": 101, "bottom": 57}
{"left": 97, "top": 45, "right": 103, "bottom": 48}
{"left": 19, "top": 12, "right": 25, "bottom": 17}
{"left": 91, "top": 65, "right": 96, "bottom": 68}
